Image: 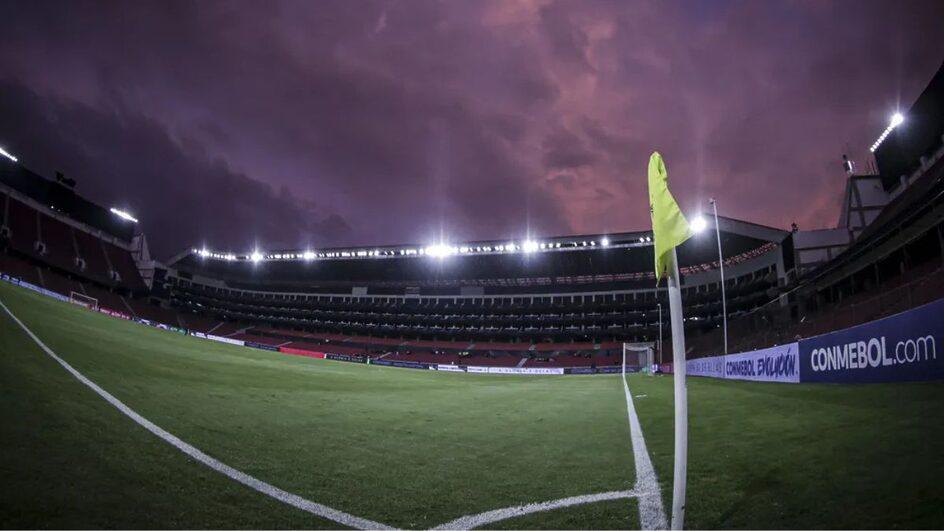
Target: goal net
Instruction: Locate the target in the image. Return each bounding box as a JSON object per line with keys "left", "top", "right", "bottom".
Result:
{"left": 70, "top": 291, "right": 99, "bottom": 311}
{"left": 623, "top": 343, "right": 655, "bottom": 375}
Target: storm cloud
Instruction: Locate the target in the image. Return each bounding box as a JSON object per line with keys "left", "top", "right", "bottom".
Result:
{"left": 1, "top": 0, "right": 942, "bottom": 258}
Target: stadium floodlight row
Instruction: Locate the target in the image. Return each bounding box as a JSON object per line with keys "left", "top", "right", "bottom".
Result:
{"left": 191, "top": 233, "right": 654, "bottom": 263}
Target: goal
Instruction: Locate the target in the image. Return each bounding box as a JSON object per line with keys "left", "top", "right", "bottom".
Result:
{"left": 70, "top": 291, "right": 99, "bottom": 311}
{"left": 622, "top": 343, "right": 655, "bottom": 375}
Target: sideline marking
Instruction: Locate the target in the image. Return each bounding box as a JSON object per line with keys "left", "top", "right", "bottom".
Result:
{"left": 0, "top": 298, "right": 392, "bottom": 530}
{"left": 622, "top": 370, "right": 668, "bottom": 530}
{"left": 432, "top": 490, "right": 639, "bottom": 530}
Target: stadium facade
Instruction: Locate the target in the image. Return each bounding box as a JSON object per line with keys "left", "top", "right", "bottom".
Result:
{"left": 2, "top": 61, "right": 942, "bottom": 370}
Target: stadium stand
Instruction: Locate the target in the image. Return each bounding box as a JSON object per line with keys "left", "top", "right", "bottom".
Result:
{"left": 104, "top": 240, "right": 146, "bottom": 291}
{"left": 6, "top": 197, "right": 39, "bottom": 255}
{"left": 37, "top": 213, "right": 77, "bottom": 273}
{"left": 177, "top": 312, "right": 223, "bottom": 333}
{"left": 163, "top": 222, "right": 787, "bottom": 366}
{"left": 72, "top": 229, "right": 115, "bottom": 285}
{"left": 230, "top": 333, "right": 284, "bottom": 346}
{"left": 0, "top": 164, "right": 157, "bottom": 321}
{"left": 125, "top": 297, "right": 179, "bottom": 324}
{"left": 0, "top": 252, "right": 41, "bottom": 286}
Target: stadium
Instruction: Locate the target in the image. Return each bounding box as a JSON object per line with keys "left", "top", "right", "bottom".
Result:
{"left": 1, "top": 7, "right": 943, "bottom": 529}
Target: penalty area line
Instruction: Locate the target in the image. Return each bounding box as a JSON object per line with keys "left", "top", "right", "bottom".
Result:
{"left": 0, "top": 298, "right": 392, "bottom": 530}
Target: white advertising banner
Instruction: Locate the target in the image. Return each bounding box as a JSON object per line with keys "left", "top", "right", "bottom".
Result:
{"left": 437, "top": 364, "right": 465, "bottom": 372}
{"left": 485, "top": 367, "right": 565, "bottom": 375}
{"left": 686, "top": 356, "right": 725, "bottom": 378}
{"left": 207, "top": 334, "right": 246, "bottom": 346}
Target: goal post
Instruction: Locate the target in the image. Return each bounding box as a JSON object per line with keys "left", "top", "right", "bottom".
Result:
{"left": 70, "top": 291, "right": 98, "bottom": 311}
{"left": 622, "top": 342, "right": 655, "bottom": 375}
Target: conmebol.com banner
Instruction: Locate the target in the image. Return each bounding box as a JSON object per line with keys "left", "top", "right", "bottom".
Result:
{"left": 800, "top": 298, "right": 943, "bottom": 383}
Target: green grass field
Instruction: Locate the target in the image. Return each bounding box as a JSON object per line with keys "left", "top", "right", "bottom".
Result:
{"left": 1, "top": 280, "right": 942, "bottom": 529}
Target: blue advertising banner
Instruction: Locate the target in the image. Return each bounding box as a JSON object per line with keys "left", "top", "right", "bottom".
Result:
{"left": 245, "top": 341, "right": 280, "bottom": 352}
{"left": 372, "top": 359, "right": 430, "bottom": 370}
{"left": 800, "top": 298, "right": 943, "bottom": 383}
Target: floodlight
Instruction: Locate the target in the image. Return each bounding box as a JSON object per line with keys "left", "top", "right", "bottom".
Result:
{"left": 691, "top": 215, "right": 708, "bottom": 233}
{"left": 250, "top": 251, "right": 263, "bottom": 262}
{"left": 522, "top": 240, "right": 539, "bottom": 253}
{"left": 109, "top": 207, "right": 138, "bottom": 223}
{"left": 870, "top": 112, "right": 905, "bottom": 152}
{"left": 891, "top": 112, "right": 904, "bottom": 127}
{"left": 425, "top": 244, "right": 455, "bottom": 258}
{"left": 303, "top": 251, "right": 316, "bottom": 260}
{"left": 601, "top": 237, "right": 610, "bottom": 247}
{"left": 0, "top": 146, "right": 18, "bottom": 163}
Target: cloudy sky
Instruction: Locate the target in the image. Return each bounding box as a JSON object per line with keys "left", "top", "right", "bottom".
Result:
{"left": 1, "top": 0, "right": 942, "bottom": 258}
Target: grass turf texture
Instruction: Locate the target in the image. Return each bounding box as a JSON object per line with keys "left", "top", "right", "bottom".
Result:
{"left": 1, "top": 280, "right": 942, "bottom": 528}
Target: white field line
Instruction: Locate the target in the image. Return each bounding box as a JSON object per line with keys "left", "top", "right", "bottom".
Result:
{"left": 622, "top": 370, "right": 668, "bottom": 530}
{"left": 0, "top": 298, "right": 392, "bottom": 531}
{"left": 430, "top": 371, "right": 668, "bottom": 530}
{"left": 432, "top": 490, "right": 639, "bottom": 530}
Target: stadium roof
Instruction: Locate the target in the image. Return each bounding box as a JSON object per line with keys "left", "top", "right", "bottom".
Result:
{"left": 0, "top": 160, "right": 136, "bottom": 242}
{"left": 169, "top": 216, "right": 787, "bottom": 292}
{"left": 874, "top": 60, "right": 944, "bottom": 192}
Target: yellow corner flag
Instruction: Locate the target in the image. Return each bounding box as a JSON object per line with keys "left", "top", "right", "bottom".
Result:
{"left": 648, "top": 152, "right": 693, "bottom": 282}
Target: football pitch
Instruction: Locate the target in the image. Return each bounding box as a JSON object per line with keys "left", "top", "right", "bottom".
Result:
{"left": 1, "top": 280, "right": 942, "bottom": 529}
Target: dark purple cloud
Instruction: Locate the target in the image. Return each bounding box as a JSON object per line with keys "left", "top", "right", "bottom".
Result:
{"left": 1, "top": 0, "right": 942, "bottom": 258}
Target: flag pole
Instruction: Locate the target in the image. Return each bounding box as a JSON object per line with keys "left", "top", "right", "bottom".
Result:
{"left": 668, "top": 247, "right": 687, "bottom": 530}
{"left": 646, "top": 151, "right": 690, "bottom": 530}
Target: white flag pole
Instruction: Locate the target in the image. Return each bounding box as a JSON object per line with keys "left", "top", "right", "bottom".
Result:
{"left": 668, "top": 247, "right": 688, "bottom": 530}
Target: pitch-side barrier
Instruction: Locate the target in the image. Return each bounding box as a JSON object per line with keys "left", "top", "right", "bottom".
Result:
{"left": 660, "top": 297, "right": 943, "bottom": 384}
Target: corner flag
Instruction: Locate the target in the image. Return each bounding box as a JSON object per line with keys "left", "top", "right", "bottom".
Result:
{"left": 648, "top": 152, "right": 693, "bottom": 282}
{"left": 646, "top": 151, "right": 690, "bottom": 530}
